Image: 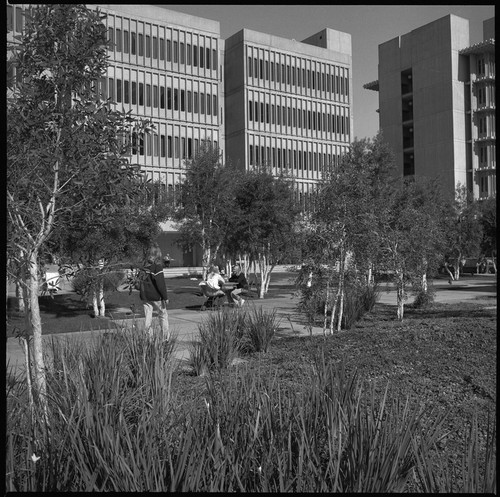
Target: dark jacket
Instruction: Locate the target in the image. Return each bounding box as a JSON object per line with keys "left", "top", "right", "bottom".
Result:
{"left": 229, "top": 272, "right": 249, "bottom": 290}
{"left": 139, "top": 262, "right": 168, "bottom": 302}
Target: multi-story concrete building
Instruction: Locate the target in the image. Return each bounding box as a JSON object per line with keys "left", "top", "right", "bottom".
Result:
{"left": 364, "top": 15, "right": 495, "bottom": 200}
{"left": 7, "top": 4, "right": 353, "bottom": 264}
{"left": 95, "top": 4, "right": 226, "bottom": 199}
{"left": 224, "top": 28, "right": 352, "bottom": 208}
{"left": 459, "top": 17, "right": 496, "bottom": 200}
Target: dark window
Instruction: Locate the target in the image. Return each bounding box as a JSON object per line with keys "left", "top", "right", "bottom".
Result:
{"left": 146, "top": 35, "right": 151, "bottom": 57}
{"left": 180, "top": 42, "right": 185, "bottom": 64}
{"left": 249, "top": 100, "right": 253, "bottom": 121}
{"left": 138, "top": 34, "right": 144, "bottom": 56}
{"left": 167, "top": 88, "right": 171, "bottom": 110}
{"left": 200, "top": 93, "right": 205, "bottom": 114}
{"left": 139, "top": 82, "right": 144, "bottom": 106}
{"left": 116, "top": 79, "right": 122, "bottom": 103}
{"left": 199, "top": 46, "right": 204, "bottom": 68}
{"left": 167, "top": 39, "right": 171, "bottom": 61}
{"left": 108, "top": 77, "right": 114, "bottom": 100}
{"left": 174, "top": 89, "right": 178, "bottom": 111}
{"left": 193, "top": 45, "right": 198, "bottom": 66}
{"left": 153, "top": 84, "right": 158, "bottom": 107}
{"left": 213, "top": 95, "right": 217, "bottom": 116}
{"left": 124, "top": 80, "right": 129, "bottom": 103}
{"left": 153, "top": 37, "right": 158, "bottom": 59}
{"left": 206, "top": 47, "right": 210, "bottom": 69}
{"left": 212, "top": 49, "right": 217, "bottom": 70}
{"left": 7, "top": 5, "right": 13, "bottom": 32}
{"left": 181, "top": 90, "right": 185, "bottom": 111}
{"left": 146, "top": 84, "right": 151, "bottom": 107}
{"left": 167, "top": 136, "right": 172, "bottom": 157}
{"left": 206, "top": 93, "right": 211, "bottom": 115}
{"left": 132, "top": 82, "right": 137, "bottom": 104}
{"left": 173, "top": 41, "right": 178, "bottom": 63}
{"left": 194, "top": 92, "right": 198, "bottom": 113}
{"left": 116, "top": 29, "right": 122, "bottom": 52}
{"left": 131, "top": 32, "right": 136, "bottom": 55}
{"left": 15, "top": 7, "right": 23, "bottom": 33}
{"left": 124, "top": 30, "right": 129, "bottom": 53}
{"left": 108, "top": 27, "right": 114, "bottom": 50}
{"left": 248, "top": 57, "right": 253, "bottom": 77}
{"left": 187, "top": 44, "right": 192, "bottom": 65}
{"left": 187, "top": 90, "right": 192, "bottom": 112}
{"left": 160, "top": 86, "right": 165, "bottom": 109}
{"left": 160, "top": 38, "right": 165, "bottom": 59}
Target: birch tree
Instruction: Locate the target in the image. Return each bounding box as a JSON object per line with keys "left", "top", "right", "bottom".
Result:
{"left": 444, "top": 185, "right": 484, "bottom": 281}
{"left": 226, "top": 167, "right": 299, "bottom": 298}
{"left": 311, "top": 135, "right": 395, "bottom": 332}
{"left": 7, "top": 4, "right": 147, "bottom": 409}
{"left": 173, "top": 143, "right": 238, "bottom": 278}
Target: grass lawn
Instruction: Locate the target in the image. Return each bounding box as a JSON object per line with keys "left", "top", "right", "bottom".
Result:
{"left": 170, "top": 299, "right": 497, "bottom": 492}
{"left": 5, "top": 274, "right": 297, "bottom": 337}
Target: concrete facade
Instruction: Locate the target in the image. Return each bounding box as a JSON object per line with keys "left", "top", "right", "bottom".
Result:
{"left": 364, "top": 14, "right": 495, "bottom": 200}
{"left": 224, "top": 28, "right": 353, "bottom": 208}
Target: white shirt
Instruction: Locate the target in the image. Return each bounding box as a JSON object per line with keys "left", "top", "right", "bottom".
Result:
{"left": 206, "top": 272, "right": 225, "bottom": 290}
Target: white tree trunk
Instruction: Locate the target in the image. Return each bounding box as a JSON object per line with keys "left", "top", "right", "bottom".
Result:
{"left": 27, "top": 252, "right": 47, "bottom": 411}
{"left": 323, "top": 281, "right": 330, "bottom": 336}
{"left": 336, "top": 252, "right": 347, "bottom": 332}
{"left": 396, "top": 270, "right": 405, "bottom": 321}
{"left": 421, "top": 272, "right": 428, "bottom": 293}
{"left": 16, "top": 281, "right": 26, "bottom": 313}
{"left": 98, "top": 279, "right": 105, "bottom": 316}
{"left": 92, "top": 290, "right": 99, "bottom": 317}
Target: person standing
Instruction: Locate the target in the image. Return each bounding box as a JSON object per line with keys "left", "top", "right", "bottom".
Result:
{"left": 139, "top": 245, "right": 169, "bottom": 340}
{"left": 227, "top": 264, "right": 249, "bottom": 307}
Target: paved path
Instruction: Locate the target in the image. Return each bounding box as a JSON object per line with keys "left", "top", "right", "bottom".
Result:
{"left": 5, "top": 274, "right": 496, "bottom": 376}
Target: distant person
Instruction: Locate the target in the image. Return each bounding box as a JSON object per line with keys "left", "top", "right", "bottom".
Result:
{"left": 206, "top": 265, "right": 226, "bottom": 297}
{"left": 227, "top": 264, "right": 249, "bottom": 307}
{"left": 139, "top": 245, "right": 169, "bottom": 341}
{"left": 163, "top": 254, "right": 171, "bottom": 268}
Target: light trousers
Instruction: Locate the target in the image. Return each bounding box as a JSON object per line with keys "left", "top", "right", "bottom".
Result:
{"left": 143, "top": 300, "right": 169, "bottom": 340}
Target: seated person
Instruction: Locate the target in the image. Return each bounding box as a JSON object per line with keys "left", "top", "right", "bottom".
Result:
{"left": 227, "top": 264, "right": 249, "bottom": 307}
{"left": 205, "top": 265, "right": 226, "bottom": 297}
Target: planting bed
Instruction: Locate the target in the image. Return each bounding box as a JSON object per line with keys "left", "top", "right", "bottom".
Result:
{"left": 172, "top": 300, "right": 496, "bottom": 492}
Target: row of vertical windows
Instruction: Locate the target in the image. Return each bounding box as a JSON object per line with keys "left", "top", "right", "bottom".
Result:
{"left": 247, "top": 55, "right": 349, "bottom": 99}
{"left": 249, "top": 144, "right": 342, "bottom": 172}
{"left": 131, "top": 131, "right": 217, "bottom": 160}
{"left": 248, "top": 99, "right": 349, "bottom": 136}
{"left": 108, "top": 27, "right": 217, "bottom": 71}
{"left": 100, "top": 77, "right": 217, "bottom": 116}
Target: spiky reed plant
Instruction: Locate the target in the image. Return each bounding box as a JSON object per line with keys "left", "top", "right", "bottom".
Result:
{"left": 5, "top": 326, "right": 181, "bottom": 492}
{"left": 244, "top": 305, "right": 280, "bottom": 353}
{"left": 195, "top": 307, "right": 246, "bottom": 371}
{"left": 413, "top": 409, "right": 497, "bottom": 493}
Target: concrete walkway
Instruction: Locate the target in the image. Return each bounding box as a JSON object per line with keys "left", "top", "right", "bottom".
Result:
{"left": 5, "top": 274, "right": 496, "bottom": 377}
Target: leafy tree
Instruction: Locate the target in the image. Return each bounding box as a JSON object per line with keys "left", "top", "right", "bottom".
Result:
{"left": 376, "top": 178, "right": 450, "bottom": 320}
{"left": 444, "top": 185, "right": 484, "bottom": 281}
{"left": 50, "top": 178, "right": 169, "bottom": 317}
{"left": 477, "top": 196, "right": 497, "bottom": 274}
{"left": 309, "top": 134, "right": 395, "bottom": 332}
{"left": 226, "top": 167, "right": 300, "bottom": 298}
{"left": 173, "top": 143, "right": 238, "bottom": 278}
{"left": 7, "top": 4, "right": 148, "bottom": 406}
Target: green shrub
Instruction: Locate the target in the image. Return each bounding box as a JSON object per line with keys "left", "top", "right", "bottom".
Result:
{"left": 71, "top": 269, "right": 126, "bottom": 298}
{"left": 412, "top": 284, "right": 436, "bottom": 309}
{"left": 340, "top": 279, "right": 379, "bottom": 329}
